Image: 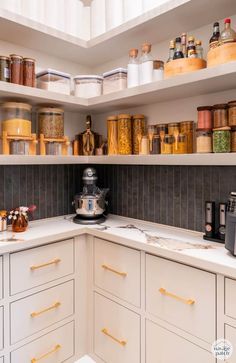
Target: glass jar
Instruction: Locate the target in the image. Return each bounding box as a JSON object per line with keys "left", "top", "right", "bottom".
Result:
{"left": 10, "top": 54, "right": 23, "bottom": 85}
{"left": 168, "top": 122, "right": 180, "bottom": 135}
{"left": 197, "top": 106, "right": 213, "bottom": 129}
{"left": 118, "top": 114, "right": 132, "bottom": 154}
{"left": 231, "top": 128, "right": 236, "bottom": 152}
{"left": 180, "top": 121, "right": 194, "bottom": 153}
{"left": 12, "top": 214, "right": 28, "bottom": 233}
{"left": 228, "top": 101, "right": 236, "bottom": 127}
{"left": 23, "top": 58, "right": 36, "bottom": 87}
{"left": 213, "top": 104, "right": 228, "bottom": 128}
{"left": 132, "top": 114, "right": 146, "bottom": 154}
{"left": 153, "top": 60, "right": 164, "bottom": 81}
{"left": 213, "top": 127, "right": 231, "bottom": 153}
{"left": 156, "top": 124, "right": 168, "bottom": 135}
{"left": 10, "top": 140, "right": 29, "bottom": 155}
{"left": 1, "top": 102, "right": 32, "bottom": 137}
{"left": 74, "top": 75, "right": 103, "bottom": 98}
{"left": 162, "top": 134, "right": 174, "bottom": 154}
{"left": 151, "top": 135, "right": 161, "bottom": 154}
{"left": 173, "top": 133, "right": 187, "bottom": 154}
{"left": 38, "top": 107, "right": 64, "bottom": 138}
{"left": 103, "top": 68, "right": 127, "bottom": 94}
{"left": 46, "top": 142, "right": 62, "bottom": 155}
{"left": 196, "top": 129, "right": 212, "bottom": 153}
{"left": 0, "top": 56, "right": 10, "bottom": 82}
{"left": 107, "top": 115, "right": 118, "bottom": 155}
{"left": 139, "top": 135, "right": 150, "bottom": 155}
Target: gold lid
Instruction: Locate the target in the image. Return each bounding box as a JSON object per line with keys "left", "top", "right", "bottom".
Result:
{"left": 133, "top": 114, "right": 145, "bottom": 119}
{"left": 10, "top": 54, "right": 23, "bottom": 59}
{"left": 188, "top": 36, "right": 195, "bottom": 41}
{"left": 141, "top": 42, "right": 152, "bottom": 53}
{"left": 1, "top": 102, "right": 32, "bottom": 111}
{"left": 107, "top": 115, "right": 118, "bottom": 121}
{"left": 195, "top": 40, "right": 202, "bottom": 45}
{"left": 129, "top": 48, "right": 138, "bottom": 57}
{"left": 118, "top": 114, "right": 131, "bottom": 119}
{"left": 37, "top": 107, "right": 64, "bottom": 113}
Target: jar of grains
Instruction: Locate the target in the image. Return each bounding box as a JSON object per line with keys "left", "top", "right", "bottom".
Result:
{"left": 10, "top": 54, "right": 23, "bottom": 85}
{"left": 231, "top": 128, "right": 236, "bottom": 152}
{"left": 213, "top": 127, "right": 231, "bottom": 153}
{"left": 197, "top": 106, "right": 212, "bottom": 129}
{"left": 132, "top": 114, "right": 146, "bottom": 154}
{"left": 38, "top": 107, "right": 64, "bottom": 138}
{"left": 196, "top": 129, "right": 212, "bottom": 153}
{"left": 0, "top": 56, "right": 10, "bottom": 82}
{"left": 173, "top": 133, "right": 187, "bottom": 154}
{"left": 228, "top": 101, "right": 236, "bottom": 127}
{"left": 213, "top": 104, "right": 228, "bottom": 128}
{"left": 107, "top": 115, "right": 118, "bottom": 155}
{"left": 23, "top": 58, "right": 36, "bottom": 87}
{"left": 162, "top": 134, "right": 174, "bottom": 154}
{"left": 180, "top": 121, "right": 194, "bottom": 153}
{"left": 118, "top": 114, "right": 132, "bottom": 154}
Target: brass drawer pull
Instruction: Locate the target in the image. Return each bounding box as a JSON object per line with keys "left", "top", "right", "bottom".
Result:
{"left": 101, "top": 264, "right": 127, "bottom": 277}
{"left": 101, "top": 328, "right": 127, "bottom": 346}
{"left": 31, "top": 344, "right": 61, "bottom": 362}
{"left": 30, "top": 258, "right": 61, "bottom": 271}
{"left": 159, "top": 288, "right": 195, "bottom": 305}
{"left": 31, "top": 301, "right": 61, "bottom": 318}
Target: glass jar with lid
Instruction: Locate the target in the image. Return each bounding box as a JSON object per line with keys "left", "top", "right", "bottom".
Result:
{"left": 38, "top": 107, "right": 64, "bottom": 138}
{"left": 197, "top": 106, "right": 212, "bottom": 129}
{"left": 151, "top": 135, "right": 161, "bottom": 154}
{"left": 153, "top": 60, "right": 164, "bottom": 81}
{"left": 231, "top": 127, "right": 236, "bottom": 152}
{"left": 107, "top": 115, "right": 118, "bottom": 155}
{"left": 156, "top": 123, "right": 168, "bottom": 135}
{"left": 213, "top": 127, "right": 231, "bottom": 153}
{"left": 213, "top": 104, "right": 228, "bottom": 128}
{"left": 168, "top": 122, "right": 180, "bottom": 135}
{"left": 173, "top": 133, "right": 187, "bottom": 154}
{"left": 162, "top": 134, "right": 174, "bottom": 154}
{"left": 74, "top": 75, "right": 103, "bottom": 98}
{"left": 132, "top": 114, "right": 146, "bottom": 154}
{"left": 10, "top": 54, "right": 23, "bottom": 85}
{"left": 196, "top": 129, "right": 212, "bottom": 153}
{"left": 103, "top": 68, "right": 127, "bottom": 94}
{"left": 180, "top": 121, "right": 194, "bottom": 153}
{"left": 1, "top": 102, "right": 32, "bottom": 136}
{"left": 0, "top": 56, "right": 10, "bottom": 82}
{"left": 228, "top": 101, "right": 236, "bottom": 127}
{"left": 118, "top": 114, "right": 132, "bottom": 154}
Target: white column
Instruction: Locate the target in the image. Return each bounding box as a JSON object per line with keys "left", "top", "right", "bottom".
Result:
{"left": 65, "top": 0, "right": 84, "bottom": 38}
{"left": 105, "top": 0, "right": 123, "bottom": 31}
{"left": 90, "top": 0, "right": 106, "bottom": 38}
{"left": 123, "top": 0, "right": 143, "bottom": 22}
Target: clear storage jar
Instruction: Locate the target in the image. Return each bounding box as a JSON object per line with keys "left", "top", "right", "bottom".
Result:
{"left": 228, "top": 101, "right": 236, "bottom": 127}
{"left": 197, "top": 106, "right": 212, "bottom": 129}
{"left": 103, "top": 68, "right": 127, "bottom": 94}
{"left": 180, "top": 121, "right": 194, "bottom": 153}
{"left": 213, "top": 127, "right": 231, "bottom": 153}
{"left": 153, "top": 60, "right": 164, "bottom": 81}
{"left": 196, "top": 129, "right": 212, "bottom": 153}
{"left": 173, "top": 133, "right": 187, "bottom": 154}
{"left": 132, "top": 114, "right": 146, "bottom": 155}
{"left": 162, "top": 134, "right": 174, "bottom": 154}
{"left": 74, "top": 75, "right": 103, "bottom": 98}
{"left": 118, "top": 114, "right": 132, "bottom": 155}
{"left": 36, "top": 69, "right": 71, "bottom": 95}
{"left": 1, "top": 102, "right": 32, "bottom": 137}
{"left": 38, "top": 107, "right": 64, "bottom": 138}
{"left": 107, "top": 115, "right": 118, "bottom": 155}
{"left": 213, "top": 104, "right": 228, "bottom": 128}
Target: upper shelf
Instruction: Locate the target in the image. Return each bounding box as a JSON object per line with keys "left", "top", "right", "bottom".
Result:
{"left": 0, "top": 0, "right": 235, "bottom": 66}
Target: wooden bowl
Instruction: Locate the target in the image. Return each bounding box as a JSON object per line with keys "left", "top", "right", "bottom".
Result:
{"left": 164, "top": 58, "right": 207, "bottom": 78}
{"left": 207, "top": 42, "right": 236, "bottom": 67}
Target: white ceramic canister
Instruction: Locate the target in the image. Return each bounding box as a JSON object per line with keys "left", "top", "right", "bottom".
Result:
{"left": 90, "top": 0, "right": 106, "bottom": 38}
{"left": 123, "top": 0, "right": 142, "bottom": 22}
{"left": 21, "top": 0, "right": 44, "bottom": 23}
{"left": 65, "top": 0, "right": 84, "bottom": 38}
{"left": 105, "top": 0, "right": 123, "bottom": 31}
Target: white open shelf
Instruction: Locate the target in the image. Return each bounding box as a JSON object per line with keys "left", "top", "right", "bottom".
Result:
{"left": 0, "top": 153, "right": 235, "bottom": 166}
{"left": 0, "top": 0, "right": 235, "bottom": 65}
{"left": 1, "top": 62, "right": 236, "bottom": 113}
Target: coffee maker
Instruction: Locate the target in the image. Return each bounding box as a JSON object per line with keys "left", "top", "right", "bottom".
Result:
{"left": 225, "top": 192, "right": 236, "bottom": 255}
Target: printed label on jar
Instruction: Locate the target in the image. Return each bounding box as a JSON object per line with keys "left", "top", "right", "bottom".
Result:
{"left": 4, "top": 67, "right": 10, "bottom": 79}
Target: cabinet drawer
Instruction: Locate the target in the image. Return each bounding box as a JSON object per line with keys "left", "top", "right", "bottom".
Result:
{"left": 94, "top": 293, "right": 140, "bottom": 363}
{"left": 0, "top": 257, "right": 3, "bottom": 300}
{"left": 11, "top": 280, "right": 74, "bottom": 344}
{"left": 225, "top": 278, "right": 236, "bottom": 320}
{"left": 0, "top": 307, "right": 3, "bottom": 351}
{"left": 10, "top": 239, "right": 74, "bottom": 295}
{"left": 146, "top": 254, "right": 216, "bottom": 343}
{"left": 11, "top": 321, "right": 74, "bottom": 363}
{"left": 146, "top": 320, "right": 215, "bottom": 363}
{"left": 94, "top": 238, "right": 141, "bottom": 307}
{"left": 225, "top": 324, "right": 236, "bottom": 362}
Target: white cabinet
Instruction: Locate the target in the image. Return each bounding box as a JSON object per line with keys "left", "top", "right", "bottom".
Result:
{"left": 94, "top": 293, "right": 140, "bottom": 363}
{"left": 0, "top": 257, "right": 2, "bottom": 300}
{"left": 225, "top": 324, "right": 236, "bottom": 362}
{"left": 10, "top": 280, "right": 74, "bottom": 344}
{"left": 225, "top": 278, "right": 236, "bottom": 320}
{"left": 11, "top": 321, "right": 74, "bottom": 363}
{"left": 0, "top": 307, "right": 3, "bottom": 351}
{"left": 94, "top": 238, "right": 141, "bottom": 307}
{"left": 146, "top": 254, "right": 216, "bottom": 343}
{"left": 146, "top": 320, "right": 215, "bottom": 363}
{"left": 0, "top": 357, "right": 3, "bottom": 363}
{"left": 10, "top": 239, "right": 74, "bottom": 295}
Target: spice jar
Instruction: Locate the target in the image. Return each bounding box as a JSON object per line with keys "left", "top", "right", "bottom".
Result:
{"left": 213, "top": 104, "right": 228, "bottom": 128}
{"left": 132, "top": 114, "right": 146, "bottom": 154}
{"left": 153, "top": 60, "right": 164, "bottom": 81}
{"left": 151, "top": 135, "right": 161, "bottom": 154}
{"left": 118, "top": 114, "right": 132, "bottom": 154}
{"left": 162, "top": 134, "right": 174, "bottom": 154}
{"left": 0, "top": 56, "right": 10, "bottom": 82}
{"left": 196, "top": 129, "right": 212, "bottom": 153}
{"left": 168, "top": 122, "right": 180, "bottom": 135}
{"left": 228, "top": 101, "right": 236, "bottom": 127}
{"left": 213, "top": 127, "right": 231, "bottom": 153}
{"left": 38, "top": 107, "right": 64, "bottom": 138}
{"left": 173, "top": 133, "right": 187, "bottom": 154}
{"left": 231, "top": 128, "right": 236, "bottom": 152}
{"left": 156, "top": 124, "right": 168, "bottom": 135}
{"left": 180, "top": 121, "right": 194, "bottom": 153}
{"left": 139, "top": 136, "right": 150, "bottom": 155}
{"left": 107, "top": 115, "right": 118, "bottom": 155}
{"left": 23, "top": 58, "right": 35, "bottom": 87}
{"left": 10, "top": 54, "right": 23, "bottom": 85}
{"left": 197, "top": 106, "right": 212, "bottom": 129}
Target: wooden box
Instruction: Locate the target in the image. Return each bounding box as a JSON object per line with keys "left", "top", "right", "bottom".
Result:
{"left": 164, "top": 58, "right": 207, "bottom": 78}
{"left": 207, "top": 42, "right": 236, "bottom": 67}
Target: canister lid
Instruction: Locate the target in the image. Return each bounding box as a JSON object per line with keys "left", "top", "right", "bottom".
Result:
{"left": 129, "top": 48, "right": 138, "bottom": 57}
{"left": 107, "top": 115, "right": 118, "bottom": 121}
{"left": 228, "top": 100, "right": 236, "bottom": 107}
{"left": 9, "top": 54, "right": 23, "bottom": 59}
{"left": 0, "top": 56, "right": 9, "bottom": 60}
{"left": 1, "top": 102, "right": 32, "bottom": 111}
{"left": 197, "top": 106, "right": 213, "bottom": 111}
{"left": 141, "top": 42, "right": 152, "bottom": 53}
{"left": 37, "top": 107, "right": 64, "bottom": 114}
{"left": 213, "top": 126, "right": 231, "bottom": 131}
{"left": 133, "top": 114, "right": 145, "bottom": 119}
{"left": 156, "top": 123, "right": 168, "bottom": 128}
{"left": 74, "top": 75, "right": 103, "bottom": 80}
{"left": 23, "top": 57, "right": 36, "bottom": 62}
{"left": 213, "top": 103, "right": 228, "bottom": 109}
{"left": 168, "top": 122, "right": 179, "bottom": 127}
{"left": 36, "top": 68, "right": 71, "bottom": 79}
{"left": 117, "top": 114, "right": 131, "bottom": 119}
{"left": 153, "top": 60, "right": 164, "bottom": 69}
{"left": 103, "top": 68, "right": 127, "bottom": 78}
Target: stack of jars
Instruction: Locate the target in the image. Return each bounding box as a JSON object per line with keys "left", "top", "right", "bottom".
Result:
{"left": 197, "top": 101, "right": 236, "bottom": 153}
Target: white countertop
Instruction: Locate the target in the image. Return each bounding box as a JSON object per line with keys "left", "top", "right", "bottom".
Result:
{"left": 0, "top": 214, "right": 235, "bottom": 278}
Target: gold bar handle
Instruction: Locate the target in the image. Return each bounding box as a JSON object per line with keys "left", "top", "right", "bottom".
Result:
{"left": 101, "top": 264, "right": 127, "bottom": 277}
{"left": 101, "top": 328, "right": 127, "bottom": 346}
{"left": 31, "top": 344, "right": 61, "bottom": 363}
{"left": 159, "top": 288, "right": 195, "bottom": 305}
{"left": 30, "top": 258, "right": 61, "bottom": 271}
{"left": 31, "top": 301, "right": 61, "bottom": 318}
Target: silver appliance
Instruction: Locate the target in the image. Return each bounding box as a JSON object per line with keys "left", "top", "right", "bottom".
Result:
{"left": 225, "top": 192, "right": 236, "bottom": 255}
{"left": 73, "top": 167, "right": 109, "bottom": 224}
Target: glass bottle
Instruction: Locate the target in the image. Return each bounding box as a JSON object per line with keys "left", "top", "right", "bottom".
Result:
{"left": 127, "top": 48, "right": 139, "bottom": 88}
{"left": 167, "top": 40, "right": 175, "bottom": 62}
{"left": 220, "top": 18, "right": 236, "bottom": 44}
{"left": 209, "top": 22, "right": 220, "bottom": 49}
{"left": 187, "top": 36, "right": 195, "bottom": 58}
{"left": 195, "top": 40, "right": 203, "bottom": 59}
{"left": 173, "top": 37, "right": 184, "bottom": 59}
{"left": 181, "top": 33, "right": 187, "bottom": 57}
{"left": 139, "top": 42, "right": 153, "bottom": 85}
{"left": 82, "top": 115, "right": 95, "bottom": 156}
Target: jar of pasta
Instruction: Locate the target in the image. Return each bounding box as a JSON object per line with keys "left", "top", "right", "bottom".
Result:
{"left": 107, "top": 115, "right": 118, "bottom": 155}
{"left": 162, "top": 134, "right": 174, "bottom": 154}
{"left": 173, "top": 133, "right": 187, "bottom": 154}
{"left": 132, "top": 114, "right": 146, "bottom": 154}
{"left": 180, "top": 121, "right": 194, "bottom": 153}
{"left": 213, "top": 104, "right": 228, "bottom": 128}
{"left": 196, "top": 129, "right": 212, "bottom": 153}
{"left": 228, "top": 101, "right": 236, "bottom": 127}
{"left": 118, "top": 114, "right": 132, "bottom": 154}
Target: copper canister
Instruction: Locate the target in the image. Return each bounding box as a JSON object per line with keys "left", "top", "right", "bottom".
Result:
{"left": 180, "top": 121, "right": 194, "bottom": 153}
{"left": 132, "top": 114, "right": 146, "bottom": 154}
{"left": 107, "top": 115, "right": 118, "bottom": 155}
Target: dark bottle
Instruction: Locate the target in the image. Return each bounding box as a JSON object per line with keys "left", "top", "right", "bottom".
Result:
{"left": 205, "top": 201, "right": 215, "bottom": 238}
{"left": 219, "top": 203, "right": 227, "bottom": 241}
{"left": 173, "top": 37, "right": 184, "bottom": 59}
{"left": 209, "top": 22, "right": 220, "bottom": 49}
{"left": 186, "top": 36, "right": 195, "bottom": 58}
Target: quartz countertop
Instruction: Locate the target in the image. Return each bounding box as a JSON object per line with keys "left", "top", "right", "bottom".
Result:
{"left": 0, "top": 214, "right": 235, "bottom": 278}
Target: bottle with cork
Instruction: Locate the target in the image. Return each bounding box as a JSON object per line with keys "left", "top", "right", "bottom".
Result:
{"left": 127, "top": 48, "right": 139, "bottom": 88}
{"left": 139, "top": 42, "right": 153, "bottom": 85}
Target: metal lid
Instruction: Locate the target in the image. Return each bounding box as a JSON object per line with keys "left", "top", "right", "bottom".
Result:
{"left": 118, "top": 114, "right": 131, "bottom": 119}
{"left": 168, "top": 123, "right": 179, "bottom": 127}
{"left": 213, "top": 126, "right": 231, "bottom": 131}
{"left": 103, "top": 68, "right": 127, "bottom": 78}
{"left": 37, "top": 107, "right": 64, "bottom": 114}
{"left": 1, "top": 102, "right": 32, "bottom": 111}
{"left": 180, "top": 121, "right": 194, "bottom": 126}
{"left": 228, "top": 100, "right": 236, "bottom": 107}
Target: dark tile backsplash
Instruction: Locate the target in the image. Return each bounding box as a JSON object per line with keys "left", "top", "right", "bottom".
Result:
{"left": 0, "top": 164, "right": 235, "bottom": 232}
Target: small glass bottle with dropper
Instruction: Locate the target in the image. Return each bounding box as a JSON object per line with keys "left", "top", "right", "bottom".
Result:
{"left": 173, "top": 37, "right": 184, "bottom": 59}
{"left": 127, "top": 48, "right": 139, "bottom": 88}
{"left": 139, "top": 42, "right": 153, "bottom": 85}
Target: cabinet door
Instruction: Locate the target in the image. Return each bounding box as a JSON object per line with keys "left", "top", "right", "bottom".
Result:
{"left": 0, "top": 307, "right": 3, "bottom": 351}
{"left": 146, "top": 320, "right": 215, "bottom": 363}
{"left": 225, "top": 324, "right": 236, "bottom": 362}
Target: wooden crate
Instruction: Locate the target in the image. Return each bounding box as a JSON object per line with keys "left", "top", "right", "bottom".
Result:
{"left": 164, "top": 58, "right": 207, "bottom": 78}
{"left": 207, "top": 42, "right": 236, "bottom": 67}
